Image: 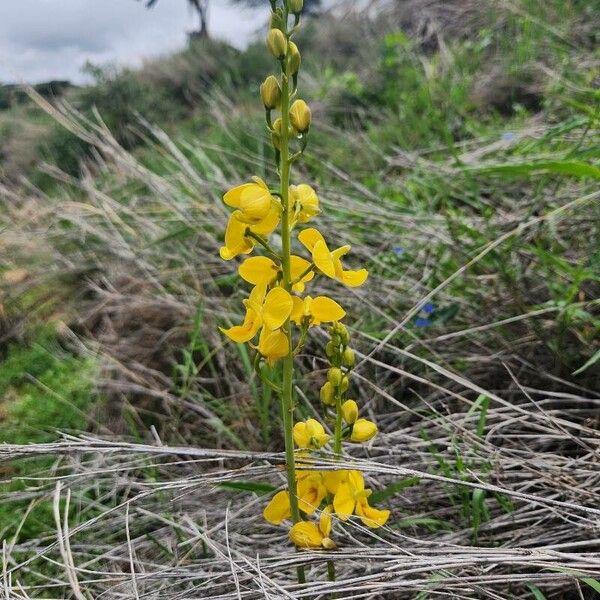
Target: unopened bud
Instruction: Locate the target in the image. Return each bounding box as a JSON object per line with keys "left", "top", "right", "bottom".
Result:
{"left": 325, "top": 341, "right": 337, "bottom": 359}
{"left": 341, "top": 399, "right": 359, "bottom": 425}
{"left": 260, "top": 75, "right": 281, "bottom": 109}
{"left": 289, "top": 42, "right": 301, "bottom": 75}
{"left": 350, "top": 418, "right": 378, "bottom": 443}
{"left": 289, "top": 99, "right": 311, "bottom": 133}
{"left": 327, "top": 367, "right": 343, "bottom": 387}
{"left": 342, "top": 347, "right": 355, "bottom": 367}
{"left": 339, "top": 375, "right": 349, "bottom": 393}
{"left": 267, "top": 29, "right": 288, "bottom": 60}
{"left": 289, "top": 0, "right": 304, "bottom": 14}
{"left": 320, "top": 382, "right": 335, "bottom": 406}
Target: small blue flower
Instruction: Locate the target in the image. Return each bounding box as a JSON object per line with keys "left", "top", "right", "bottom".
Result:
{"left": 415, "top": 318, "right": 432, "bottom": 328}
{"left": 422, "top": 303, "right": 436, "bottom": 315}
{"left": 393, "top": 246, "right": 404, "bottom": 256}
{"left": 501, "top": 132, "right": 516, "bottom": 142}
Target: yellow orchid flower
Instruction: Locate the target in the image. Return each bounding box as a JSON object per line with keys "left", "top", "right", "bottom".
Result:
{"left": 297, "top": 472, "right": 327, "bottom": 514}
{"left": 291, "top": 295, "right": 346, "bottom": 327}
{"left": 293, "top": 419, "right": 330, "bottom": 449}
{"left": 219, "top": 205, "right": 280, "bottom": 261}
{"left": 224, "top": 177, "right": 277, "bottom": 224}
{"left": 298, "top": 228, "right": 368, "bottom": 287}
{"left": 263, "top": 490, "right": 291, "bottom": 525}
{"left": 238, "top": 255, "right": 313, "bottom": 293}
{"left": 290, "top": 184, "right": 320, "bottom": 225}
{"left": 221, "top": 286, "right": 292, "bottom": 344}
{"left": 350, "top": 418, "right": 378, "bottom": 442}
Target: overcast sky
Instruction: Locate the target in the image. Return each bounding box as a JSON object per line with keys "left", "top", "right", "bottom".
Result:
{"left": 0, "top": 1, "right": 269, "bottom": 84}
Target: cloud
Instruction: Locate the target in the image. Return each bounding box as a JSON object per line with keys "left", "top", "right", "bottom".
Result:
{"left": 0, "top": 0, "right": 268, "bottom": 84}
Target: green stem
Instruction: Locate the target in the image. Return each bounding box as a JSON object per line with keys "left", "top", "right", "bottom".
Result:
{"left": 333, "top": 392, "right": 343, "bottom": 455}
{"left": 279, "top": 7, "right": 306, "bottom": 586}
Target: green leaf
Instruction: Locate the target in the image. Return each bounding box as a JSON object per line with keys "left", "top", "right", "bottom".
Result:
{"left": 526, "top": 583, "right": 547, "bottom": 600}
{"left": 573, "top": 347, "right": 600, "bottom": 375}
{"left": 581, "top": 577, "right": 600, "bottom": 594}
{"left": 218, "top": 481, "right": 278, "bottom": 495}
{"left": 369, "top": 477, "right": 421, "bottom": 505}
{"left": 463, "top": 160, "right": 600, "bottom": 180}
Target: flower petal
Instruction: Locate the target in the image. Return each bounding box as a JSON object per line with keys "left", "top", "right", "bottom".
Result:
{"left": 289, "top": 522, "right": 323, "bottom": 548}
{"left": 333, "top": 482, "right": 355, "bottom": 520}
{"left": 341, "top": 268, "right": 369, "bottom": 288}
{"left": 219, "top": 307, "right": 262, "bottom": 343}
{"left": 355, "top": 498, "right": 390, "bottom": 528}
{"left": 220, "top": 211, "right": 254, "bottom": 261}
{"left": 262, "top": 287, "right": 293, "bottom": 330}
{"left": 251, "top": 203, "right": 280, "bottom": 237}
{"left": 263, "top": 491, "right": 291, "bottom": 525}
{"left": 239, "top": 256, "right": 279, "bottom": 286}
{"left": 298, "top": 227, "right": 326, "bottom": 252}
{"left": 310, "top": 296, "right": 346, "bottom": 324}
{"left": 312, "top": 240, "right": 336, "bottom": 278}
{"left": 257, "top": 327, "right": 289, "bottom": 363}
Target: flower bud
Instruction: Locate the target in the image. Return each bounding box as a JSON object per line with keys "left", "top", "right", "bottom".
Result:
{"left": 339, "top": 375, "right": 349, "bottom": 393}
{"left": 270, "top": 9, "right": 285, "bottom": 31}
{"left": 320, "top": 382, "right": 335, "bottom": 406}
{"left": 289, "top": 99, "right": 311, "bottom": 133}
{"left": 267, "top": 29, "right": 288, "bottom": 60}
{"left": 260, "top": 75, "right": 281, "bottom": 109}
{"left": 341, "top": 399, "right": 359, "bottom": 424}
{"left": 289, "top": 42, "right": 301, "bottom": 75}
{"left": 325, "top": 341, "right": 337, "bottom": 360}
{"left": 289, "top": 0, "right": 304, "bottom": 14}
{"left": 351, "top": 418, "right": 378, "bottom": 443}
{"left": 327, "top": 367, "right": 343, "bottom": 387}
{"left": 342, "top": 347, "right": 355, "bottom": 367}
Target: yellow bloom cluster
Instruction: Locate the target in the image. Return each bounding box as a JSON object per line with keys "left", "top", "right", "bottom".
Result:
{"left": 264, "top": 468, "right": 390, "bottom": 548}
{"left": 218, "top": 0, "right": 389, "bottom": 557}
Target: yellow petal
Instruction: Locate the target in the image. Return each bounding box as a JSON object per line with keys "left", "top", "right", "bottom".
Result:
{"left": 298, "top": 475, "right": 326, "bottom": 514}
{"left": 290, "top": 255, "right": 314, "bottom": 293}
{"left": 319, "top": 505, "right": 333, "bottom": 537}
{"left": 257, "top": 327, "right": 289, "bottom": 364}
{"left": 298, "top": 227, "right": 326, "bottom": 252}
{"left": 341, "top": 268, "right": 369, "bottom": 288}
{"left": 347, "top": 470, "right": 365, "bottom": 492}
{"left": 310, "top": 296, "right": 346, "bottom": 325}
{"left": 290, "top": 296, "right": 306, "bottom": 325}
{"left": 350, "top": 419, "right": 378, "bottom": 443}
{"left": 263, "top": 491, "right": 291, "bottom": 525}
{"left": 220, "top": 211, "right": 254, "bottom": 261}
{"left": 293, "top": 422, "right": 311, "bottom": 448}
{"left": 219, "top": 307, "right": 262, "bottom": 343}
{"left": 239, "top": 256, "right": 279, "bottom": 286}
{"left": 355, "top": 497, "right": 390, "bottom": 528}
{"left": 312, "top": 240, "right": 336, "bottom": 278}
{"left": 262, "top": 287, "right": 293, "bottom": 330}
{"left": 323, "top": 470, "right": 347, "bottom": 495}
{"left": 239, "top": 185, "right": 273, "bottom": 222}
{"left": 289, "top": 521, "right": 323, "bottom": 548}
{"left": 223, "top": 183, "right": 252, "bottom": 209}
{"left": 341, "top": 400, "right": 358, "bottom": 424}
{"left": 250, "top": 202, "right": 280, "bottom": 237}
{"left": 333, "top": 482, "right": 355, "bottom": 520}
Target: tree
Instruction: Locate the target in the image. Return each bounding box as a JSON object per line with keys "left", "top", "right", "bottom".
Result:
{"left": 140, "top": 0, "right": 210, "bottom": 38}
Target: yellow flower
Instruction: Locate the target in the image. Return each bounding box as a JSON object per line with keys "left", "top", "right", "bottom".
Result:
{"left": 323, "top": 470, "right": 348, "bottom": 495}
{"left": 291, "top": 295, "right": 346, "bottom": 327}
{"left": 219, "top": 285, "right": 266, "bottom": 343}
{"left": 289, "top": 521, "right": 323, "bottom": 548}
{"left": 263, "top": 490, "right": 291, "bottom": 525}
{"left": 341, "top": 399, "right": 358, "bottom": 424}
{"left": 256, "top": 325, "right": 289, "bottom": 365}
{"left": 238, "top": 255, "right": 313, "bottom": 293}
{"left": 297, "top": 472, "right": 327, "bottom": 514}
{"left": 293, "top": 419, "right": 330, "bottom": 449}
{"left": 260, "top": 75, "right": 281, "bottom": 110}
{"left": 267, "top": 28, "right": 287, "bottom": 60}
{"left": 355, "top": 495, "right": 390, "bottom": 529}
{"left": 224, "top": 177, "right": 276, "bottom": 225}
{"left": 298, "top": 228, "right": 368, "bottom": 287}
{"left": 350, "top": 418, "right": 378, "bottom": 443}
{"left": 220, "top": 286, "right": 292, "bottom": 344}
{"left": 219, "top": 206, "right": 280, "bottom": 261}
{"left": 332, "top": 470, "right": 365, "bottom": 520}
{"left": 319, "top": 504, "right": 333, "bottom": 537}
{"left": 291, "top": 184, "right": 320, "bottom": 225}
